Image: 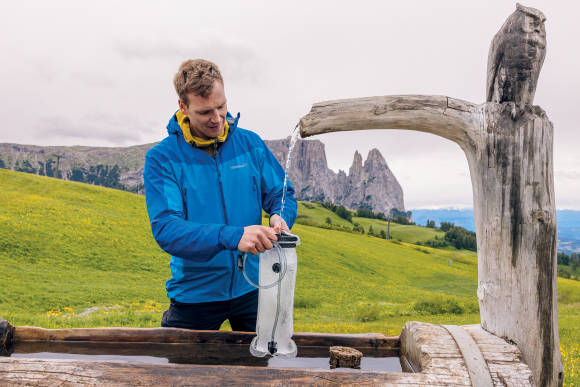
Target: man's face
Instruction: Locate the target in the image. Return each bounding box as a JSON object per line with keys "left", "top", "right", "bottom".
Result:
{"left": 179, "top": 81, "right": 227, "bottom": 140}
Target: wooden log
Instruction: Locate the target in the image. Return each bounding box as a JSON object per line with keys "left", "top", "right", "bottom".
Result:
{"left": 442, "top": 324, "right": 493, "bottom": 387}
{"left": 400, "top": 321, "right": 470, "bottom": 381}
{"left": 329, "top": 346, "right": 362, "bottom": 369}
{"left": 463, "top": 325, "right": 534, "bottom": 385}
{"left": 11, "top": 325, "right": 398, "bottom": 350}
{"left": 400, "top": 322, "right": 533, "bottom": 386}
{"left": 0, "top": 357, "right": 483, "bottom": 386}
{"left": 298, "top": 6, "right": 563, "bottom": 381}
{"left": 299, "top": 94, "right": 482, "bottom": 152}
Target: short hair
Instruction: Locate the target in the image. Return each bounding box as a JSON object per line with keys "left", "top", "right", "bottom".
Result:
{"left": 173, "top": 59, "right": 223, "bottom": 104}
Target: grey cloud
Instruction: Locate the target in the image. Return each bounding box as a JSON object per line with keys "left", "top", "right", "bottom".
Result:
{"left": 34, "top": 114, "right": 154, "bottom": 146}
{"left": 70, "top": 72, "right": 117, "bottom": 88}
{"left": 114, "top": 38, "right": 263, "bottom": 83}
{"left": 556, "top": 170, "right": 580, "bottom": 179}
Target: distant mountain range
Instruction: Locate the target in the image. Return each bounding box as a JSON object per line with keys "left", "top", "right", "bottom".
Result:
{"left": 412, "top": 208, "right": 580, "bottom": 253}
{"left": 0, "top": 139, "right": 406, "bottom": 216}
{"left": 266, "top": 138, "right": 405, "bottom": 215}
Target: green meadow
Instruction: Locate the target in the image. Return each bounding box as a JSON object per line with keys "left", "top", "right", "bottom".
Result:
{"left": 0, "top": 169, "right": 578, "bottom": 384}
{"left": 296, "top": 201, "right": 445, "bottom": 244}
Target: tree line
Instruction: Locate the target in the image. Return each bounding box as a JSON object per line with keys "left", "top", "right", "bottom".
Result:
{"left": 316, "top": 201, "right": 414, "bottom": 226}
{"left": 557, "top": 251, "right": 580, "bottom": 280}
{"left": 420, "top": 220, "right": 477, "bottom": 251}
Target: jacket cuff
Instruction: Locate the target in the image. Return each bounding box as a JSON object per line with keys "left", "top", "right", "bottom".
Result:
{"left": 219, "top": 225, "right": 245, "bottom": 250}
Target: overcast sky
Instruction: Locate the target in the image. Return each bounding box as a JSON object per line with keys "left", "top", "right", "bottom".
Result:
{"left": 0, "top": 0, "right": 578, "bottom": 209}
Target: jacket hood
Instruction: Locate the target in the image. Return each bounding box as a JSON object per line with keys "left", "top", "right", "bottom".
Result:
{"left": 166, "top": 111, "right": 240, "bottom": 137}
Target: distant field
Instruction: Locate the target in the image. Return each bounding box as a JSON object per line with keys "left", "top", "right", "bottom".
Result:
{"left": 352, "top": 217, "right": 445, "bottom": 244}
{"left": 295, "top": 201, "right": 446, "bottom": 245}
{"left": 295, "top": 201, "right": 353, "bottom": 228}
{"left": 0, "top": 169, "right": 578, "bottom": 385}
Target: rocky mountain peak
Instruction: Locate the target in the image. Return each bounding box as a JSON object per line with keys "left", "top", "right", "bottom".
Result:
{"left": 265, "top": 140, "right": 405, "bottom": 214}
{"left": 366, "top": 148, "right": 387, "bottom": 165}
{"left": 349, "top": 150, "right": 364, "bottom": 178}
{"left": 364, "top": 148, "right": 391, "bottom": 176}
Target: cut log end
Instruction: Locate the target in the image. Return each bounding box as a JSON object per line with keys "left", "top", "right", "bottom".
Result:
{"left": 329, "top": 346, "right": 363, "bottom": 369}
{"left": 0, "top": 318, "right": 14, "bottom": 356}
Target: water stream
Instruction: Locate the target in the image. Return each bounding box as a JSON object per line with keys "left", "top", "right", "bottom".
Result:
{"left": 279, "top": 123, "right": 301, "bottom": 220}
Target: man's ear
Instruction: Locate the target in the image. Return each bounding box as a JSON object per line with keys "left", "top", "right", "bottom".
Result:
{"left": 178, "top": 99, "right": 188, "bottom": 115}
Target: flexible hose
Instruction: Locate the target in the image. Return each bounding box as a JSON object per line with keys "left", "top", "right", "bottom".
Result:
{"left": 270, "top": 257, "right": 283, "bottom": 348}
{"left": 241, "top": 243, "right": 287, "bottom": 289}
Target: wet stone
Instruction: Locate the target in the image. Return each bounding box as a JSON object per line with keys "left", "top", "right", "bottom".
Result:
{"left": 329, "top": 346, "right": 363, "bottom": 369}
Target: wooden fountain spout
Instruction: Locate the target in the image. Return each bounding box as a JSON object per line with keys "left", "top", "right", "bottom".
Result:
{"left": 299, "top": 4, "right": 562, "bottom": 386}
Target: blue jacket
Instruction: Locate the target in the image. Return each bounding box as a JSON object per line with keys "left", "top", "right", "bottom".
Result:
{"left": 144, "top": 111, "right": 297, "bottom": 303}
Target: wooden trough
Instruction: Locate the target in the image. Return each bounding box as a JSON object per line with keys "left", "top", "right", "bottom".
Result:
{"left": 0, "top": 318, "right": 534, "bottom": 385}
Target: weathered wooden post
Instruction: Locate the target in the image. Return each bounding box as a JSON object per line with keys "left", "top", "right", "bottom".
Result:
{"left": 299, "top": 4, "right": 563, "bottom": 386}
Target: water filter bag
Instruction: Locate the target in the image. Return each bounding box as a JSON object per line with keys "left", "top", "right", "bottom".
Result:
{"left": 249, "top": 234, "right": 299, "bottom": 358}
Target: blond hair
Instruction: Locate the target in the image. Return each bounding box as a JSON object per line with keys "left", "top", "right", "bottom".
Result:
{"left": 173, "top": 59, "right": 223, "bottom": 105}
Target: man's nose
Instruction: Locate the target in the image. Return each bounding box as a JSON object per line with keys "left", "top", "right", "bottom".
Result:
{"left": 209, "top": 110, "right": 220, "bottom": 123}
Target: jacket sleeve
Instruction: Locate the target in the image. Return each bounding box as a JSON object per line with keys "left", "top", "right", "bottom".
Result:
{"left": 144, "top": 149, "right": 244, "bottom": 262}
{"left": 258, "top": 139, "right": 298, "bottom": 229}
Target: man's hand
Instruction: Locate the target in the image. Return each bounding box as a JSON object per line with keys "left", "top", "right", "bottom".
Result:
{"left": 238, "top": 225, "right": 278, "bottom": 255}
{"left": 269, "top": 214, "right": 290, "bottom": 234}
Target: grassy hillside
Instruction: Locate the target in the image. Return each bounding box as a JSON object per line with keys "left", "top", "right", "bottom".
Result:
{"left": 295, "top": 201, "right": 444, "bottom": 244}
{"left": 0, "top": 169, "right": 578, "bottom": 384}
{"left": 352, "top": 217, "right": 444, "bottom": 244}
{"left": 295, "top": 201, "right": 353, "bottom": 228}
{"left": 0, "top": 169, "right": 168, "bottom": 327}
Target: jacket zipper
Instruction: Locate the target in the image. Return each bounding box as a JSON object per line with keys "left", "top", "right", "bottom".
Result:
{"left": 213, "top": 138, "right": 236, "bottom": 300}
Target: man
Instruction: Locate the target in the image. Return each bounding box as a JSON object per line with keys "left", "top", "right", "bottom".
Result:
{"left": 144, "top": 59, "right": 297, "bottom": 331}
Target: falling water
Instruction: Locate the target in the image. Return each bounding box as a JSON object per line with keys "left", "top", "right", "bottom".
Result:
{"left": 279, "top": 123, "right": 300, "bottom": 218}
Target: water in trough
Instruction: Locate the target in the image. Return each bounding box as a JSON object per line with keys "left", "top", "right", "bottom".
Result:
{"left": 10, "top": 341, "right": 403, "bottom": 372}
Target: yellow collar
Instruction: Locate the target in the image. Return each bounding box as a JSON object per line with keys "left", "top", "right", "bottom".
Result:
{"left": 176, "top": 110, "right": 229, "bottom": 147}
